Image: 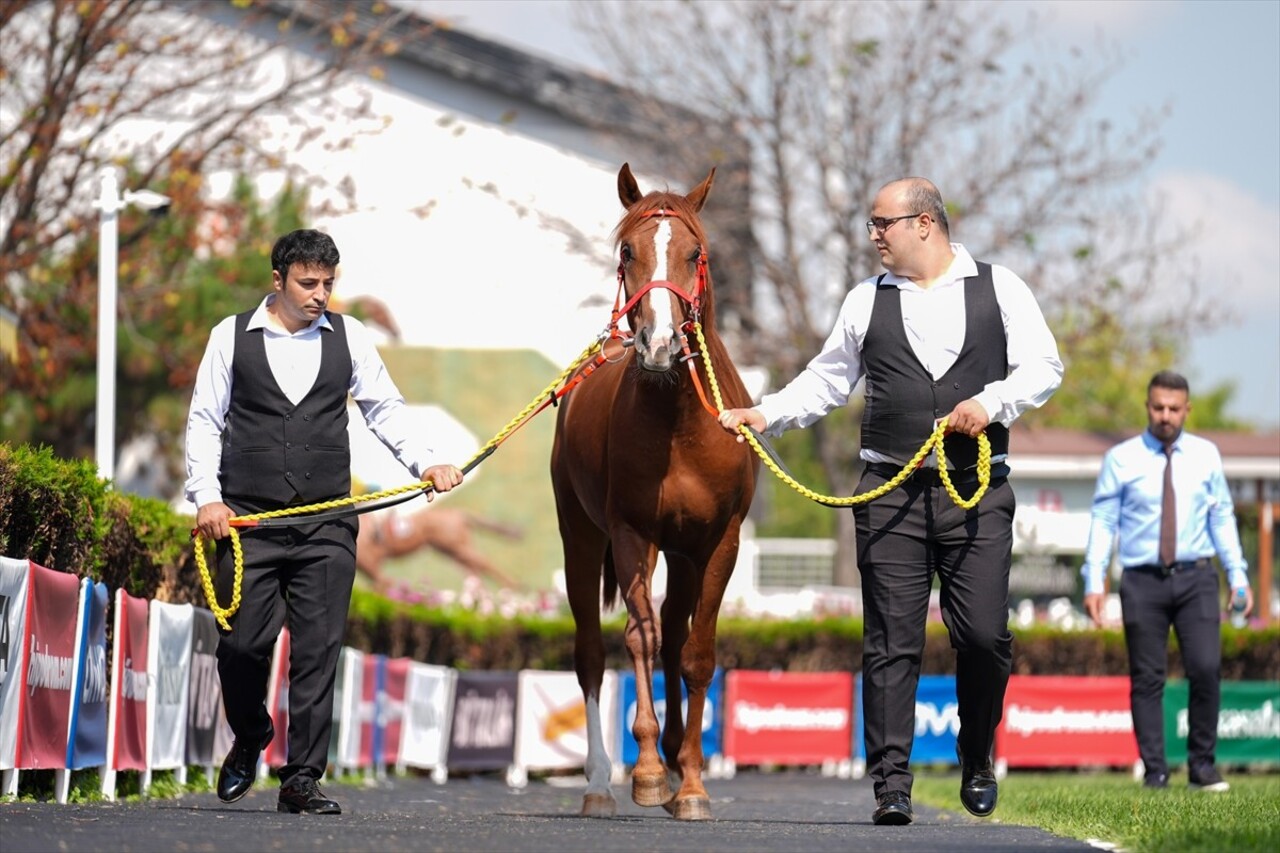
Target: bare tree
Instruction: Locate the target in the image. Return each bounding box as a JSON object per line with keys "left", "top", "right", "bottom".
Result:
{"left": 575, "top": 0, "right": 1225, "bottom": 584}
{"left": 0, "top": 0, "right": 436, "bottom": 460}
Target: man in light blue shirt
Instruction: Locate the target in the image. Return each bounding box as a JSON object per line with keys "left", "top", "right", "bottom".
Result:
{"left": 1081, "top": 370, "right": 1252, "bottom": 792}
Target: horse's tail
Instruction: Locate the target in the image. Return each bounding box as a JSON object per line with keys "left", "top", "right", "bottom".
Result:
{"left": 602, "top": 543, "right": 619, "bottom": 610}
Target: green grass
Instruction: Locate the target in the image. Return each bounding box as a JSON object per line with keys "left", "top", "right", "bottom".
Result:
{"left": 912, "top": 769, "right": 1280, "bottom": 852}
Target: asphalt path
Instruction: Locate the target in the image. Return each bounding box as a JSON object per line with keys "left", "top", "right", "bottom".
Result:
{"left": 1, "top": 769, "right": 1095, "bottom": 853}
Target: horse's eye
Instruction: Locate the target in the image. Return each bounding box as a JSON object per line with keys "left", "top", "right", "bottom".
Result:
{"left": 689, "top": 247, "right": 702, "bottom": 263}
{"left": 620, "top": 244, "right": 632, "bottom": 263}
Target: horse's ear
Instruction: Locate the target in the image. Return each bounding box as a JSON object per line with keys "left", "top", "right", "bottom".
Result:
{"left": 686, "top": 167, "right": 716, "bottom": 213}
{"left": 618, "top": 163, "right": 644, "bottom": 208}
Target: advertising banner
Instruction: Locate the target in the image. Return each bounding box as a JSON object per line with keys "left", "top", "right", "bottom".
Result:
{"left": 0, "top": 556, "right": 31, "bottom": 770}
{"left": 147, "top": 601, "right": 193, "bottom": 770}
{"left": 109, "top": 589, "right": 150, "bottom": 772}
{"left": 264, "top": 628, "right": 290, "bottom": 769}
{"left": 853, "top": 674, "right": 958, "bottom": 765}
{"left": 515, "top": 669, "right": 618, "bottom": 772}
{"left": 67, "top": 579, "right": 109, "bottom": 770}
{"left": 448, "top": 670, "right": 517, "bottom": 771}
{"left": 1164, "top": 680, "right": 1280, "bottom": 766}
{"left": 998, "top": 675, "right": 1137, "bottom": 768}
{"left": 723, "top": 670, "right": 853, "bottom": 765}
{"left": 399, "top": 661, "right": 455, "bottom": 772}
{"left": 359, "top": 653, "right": 385, "bottom": 769}
{"left": 380, "top": 657, "right": 410, "bottom": 767}
{"left": 332, "top": 646, "right": 364, "bottom": 771}
{"left": 186, "top": 608, "right": 228, "bottom": 767}
{"left": 617, "top": 668, "right": 722, "bottom": 766}
{"left": 18, "top": 563, "right": 81, "bottom": 768}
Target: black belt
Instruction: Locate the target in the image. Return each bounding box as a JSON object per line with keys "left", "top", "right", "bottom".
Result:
{"left": 1127, "top": 557, "right": 1213, "bottom": 577}
{"left": 865, "top": 461, "right": 1010, "bottom": 486}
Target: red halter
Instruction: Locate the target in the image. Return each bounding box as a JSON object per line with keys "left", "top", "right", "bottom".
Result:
{"left": 609, "top": 208, "right": 709, "bottom": 339}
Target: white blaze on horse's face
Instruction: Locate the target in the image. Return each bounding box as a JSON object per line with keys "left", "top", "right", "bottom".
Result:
{"left": 636, "top": 219, "right": 681, "bottom": 371}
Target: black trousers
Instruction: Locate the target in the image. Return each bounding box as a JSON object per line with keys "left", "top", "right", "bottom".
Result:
{"left": 854, "top": 467, "right": 1015, "bottom": 797}
{"left": 1119, "top": 565, "right": 1222, "bottom": 780}
{"left": 214, "top": 503, "right": 357, "bottom": 787}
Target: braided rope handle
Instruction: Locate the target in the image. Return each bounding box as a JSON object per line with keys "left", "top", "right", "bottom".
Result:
{"left": 691, "top": 321, "right": 991, "bottom": 510}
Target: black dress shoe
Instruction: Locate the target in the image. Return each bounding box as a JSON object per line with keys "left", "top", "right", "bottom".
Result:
{"left": 1143, "top": 772, "right": 1170, "bottom": 789}
{"left": 960, "top": 761, "right": 999, "bottom": 817}
{"left": 872, "top": 790, "right": 913, "bottom": 825}
{"left": 278, "top": 778, "right": 342, "bottom": 815}
{"left": 217, "top": 728, "right": 273, "bottom": 803}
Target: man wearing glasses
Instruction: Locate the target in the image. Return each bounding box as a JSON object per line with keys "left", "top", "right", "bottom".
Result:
{"left": 719, "top": 178, "right": 1062, "bottom": 825}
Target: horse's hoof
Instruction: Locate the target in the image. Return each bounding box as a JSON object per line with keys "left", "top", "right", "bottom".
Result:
{"left": 581, "top": 793, "right": 617, "bottom": 818}
{"left": 632, "top": 774, "right": 675, "bottom": 807}
{"left": 671, "top": 796, "right": 713, "bottom": 821}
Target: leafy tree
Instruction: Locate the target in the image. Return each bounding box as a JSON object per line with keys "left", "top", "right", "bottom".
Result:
{"left": 576, "top": 0, "right": 1241, "bottom": 581}
{"left": 0, "top": 0, "right": 436, "bottom": 477}
{"left": 2, "top": 173, "right": 308, "bottom": 483}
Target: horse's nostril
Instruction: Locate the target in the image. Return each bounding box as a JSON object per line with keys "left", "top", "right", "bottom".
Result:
{"left": 638, "top": 328, "right": 651, "bottom": 349}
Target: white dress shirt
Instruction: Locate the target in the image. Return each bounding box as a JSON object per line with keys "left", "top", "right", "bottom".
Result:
{"left": 755, "top": 244, "right": 1063, "bottom": 466}
{"left": 184, "top": 295, "right": 433, "bottom": 508}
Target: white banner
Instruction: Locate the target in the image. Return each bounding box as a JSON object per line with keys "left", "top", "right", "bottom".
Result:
{"left": 0, "top": 557, "right": 31, "bottom": 770}
{"left": 333, "top": 647, "right": 365, "bottom": 770}
{"left": 399, "top": 662, "right": 456, "bottom": 771}
{"left": 146, "top": 601, "right": 193, "bottom": 771}
{"left": 514, "top": 670, "right": 618, "bottom": 772}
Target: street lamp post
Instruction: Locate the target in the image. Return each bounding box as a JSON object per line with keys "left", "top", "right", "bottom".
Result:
{"left": 93, "top": 166, "right": 170, "bottom": 483}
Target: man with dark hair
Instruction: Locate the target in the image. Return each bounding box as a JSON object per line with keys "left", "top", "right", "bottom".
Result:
{"left": 185, "top": 229, "right": 464, "bottom": 814}
{"left": 1082, "top": 370, "right": 1252, "bottom": 792}
{"left": 719, "top": 177, "right": 1063, "bottom": 825}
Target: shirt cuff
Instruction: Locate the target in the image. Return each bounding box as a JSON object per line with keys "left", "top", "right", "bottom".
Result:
{"left": 193, "top": 489, "right": 223, "bottom": 509}
{"left": 1081, "top": 566, "right": 1107, "bottom": 596}
{"left": 971, "top": 391, "right": 1003, "bottom": 426}
{"left": 1227, "top": 566, "right": 1249, "bottom": 591}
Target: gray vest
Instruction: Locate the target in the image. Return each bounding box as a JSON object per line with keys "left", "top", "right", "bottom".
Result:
{"left": 859, "top": 262, "right": 1009, "bottom": 470}
{"left": 220, "top": 311, "right": 353, "bottom": 506}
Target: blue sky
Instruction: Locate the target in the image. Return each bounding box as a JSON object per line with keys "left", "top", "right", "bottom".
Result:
{"left": 408, "top": 0, "right": 1280, "bottom": 429}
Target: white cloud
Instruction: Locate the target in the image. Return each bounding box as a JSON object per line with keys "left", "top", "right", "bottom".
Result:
{"left": 1027, "top": 0, "right": 1166, "bottom": 37}
{"left": 1148, "top": 171, "right": 1280, "bottom": 312}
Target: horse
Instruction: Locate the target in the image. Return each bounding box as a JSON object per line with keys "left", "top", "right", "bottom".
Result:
{"left": 356, "top": 506, "right": 524, "bottom": 593}
{"left": 550, "top": 163, "right": 758, "bottom": 820}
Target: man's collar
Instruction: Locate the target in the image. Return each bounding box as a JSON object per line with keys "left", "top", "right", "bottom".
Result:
{"left": 247, "top": 294, "right": 332, "bottom": 334}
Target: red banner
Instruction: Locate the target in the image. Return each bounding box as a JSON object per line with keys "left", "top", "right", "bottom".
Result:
{"left": 111, "top": 589, "right": 149, "bottom": 771}
{"left": 16, "top": 563, "right": 80, "bottom": 768}
{"left": 381, "top": 657, "right": 410, "bottom": 766}
{"left": 997, "top": 675, "right": 1137, "bottom": 768}
{"left": 358, "top": 653, "right": 380, "bottom": 768}
{"left": 264, "top": 628, "right": 291, "bottom": 768}
{"left": 723, "top": 670, "right": 853, "bottom": 764}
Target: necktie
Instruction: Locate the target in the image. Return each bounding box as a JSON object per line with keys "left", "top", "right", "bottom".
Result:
{"left": 1159, "top": 445, "right": 1177, "bottom": 567}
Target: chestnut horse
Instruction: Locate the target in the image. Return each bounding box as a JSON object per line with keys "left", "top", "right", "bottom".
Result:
{"left": 550, "top": 163, "right": 758, "bottom": 820}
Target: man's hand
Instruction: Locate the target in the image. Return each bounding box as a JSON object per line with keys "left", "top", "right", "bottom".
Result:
{"left": 196, "top": 502, "right": 234, "bottom": 540}
{"left": 1083, "top": 592, "right": 1107, "bottom": 628}
{"left": 945, "top": 399, "right": 990, "bottom": 438}
{"left": 422, "top": 464, "right": 463, "bottom": 502}
{"left": 717, "top": 408, "right": 767, "bottom": 443}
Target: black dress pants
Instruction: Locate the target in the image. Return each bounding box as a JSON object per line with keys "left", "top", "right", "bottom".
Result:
{"left": 854, "top": 467, "right": 1015, "bottom": 797}
{"left": 214, "top": 502, "right": 357, "bottom": 787}
{"left": 1119, "top": 565, "right": 1222, "bottom": 780}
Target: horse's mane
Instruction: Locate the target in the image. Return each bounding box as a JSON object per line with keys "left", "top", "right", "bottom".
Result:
{"left": 612, "top": 191, "right": 709, "bottom": 248}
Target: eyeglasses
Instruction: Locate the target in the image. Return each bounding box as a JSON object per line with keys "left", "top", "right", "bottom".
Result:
{"left": 865, "top": 213, "right": 921, "bottom": 236}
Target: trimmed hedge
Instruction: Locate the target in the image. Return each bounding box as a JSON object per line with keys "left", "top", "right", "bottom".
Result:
{"left": 3, "top": 442, "right": 1277, "bottom": 680}
{"left": 345, "top": 589, "right": 1280, "bottom": 679}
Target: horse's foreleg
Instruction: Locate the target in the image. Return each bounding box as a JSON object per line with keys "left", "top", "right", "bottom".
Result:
{"left": 659, "top": 554, "right": 695, "bottom": 775}
{"left": 561, "top": 515, "right": 615, "bottom": 817}
{"left": 670, "top": 535, "right": 741, "bottom": 821}
{"left": 615, "top": 535, "right": 671, "bottom": 808}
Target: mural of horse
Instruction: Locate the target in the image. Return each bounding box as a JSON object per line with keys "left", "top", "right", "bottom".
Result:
{"left": 550, "top": 163, "right": 758, "bottom": 820}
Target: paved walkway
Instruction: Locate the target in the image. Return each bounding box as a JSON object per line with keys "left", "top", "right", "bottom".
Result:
{"left": 1, "top": 770, "right": 1095, "bottom": 853}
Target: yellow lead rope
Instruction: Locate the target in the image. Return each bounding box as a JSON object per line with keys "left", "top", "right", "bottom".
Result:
{"left": 194, "top": 337, "right": 607, "bottom": 630}
{"left": 690, "top": 321, "right": 992, "bottom": 510}
{"left": 195, "top": 326, "right": 989, "bottom": 630}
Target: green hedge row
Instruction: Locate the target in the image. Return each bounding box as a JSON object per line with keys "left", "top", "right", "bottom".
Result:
{"left": 3, "top": 442, "right": 1277, "bottom": 679}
